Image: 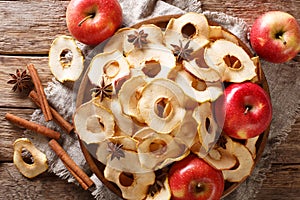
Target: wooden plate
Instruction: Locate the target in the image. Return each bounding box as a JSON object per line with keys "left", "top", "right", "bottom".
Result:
{"left": 76, "top": 14, "right": 270, "bottom": 199}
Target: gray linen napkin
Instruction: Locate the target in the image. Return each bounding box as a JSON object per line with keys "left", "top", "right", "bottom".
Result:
{"left": 26, "top": 0, "right": 300, "bottom": 199}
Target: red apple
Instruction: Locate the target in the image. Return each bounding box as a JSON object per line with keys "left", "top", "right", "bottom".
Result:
{"left": 250, "top": 11, "right": 300, "bottom": 63}
{"left": 214, "top": 82, "right": 272, "bottom": 139}
{"left": 169, "top": 154, "right": 224, "bottom": 200}
{"left": 66, "top": 0, "right": 123, "bottom": 46}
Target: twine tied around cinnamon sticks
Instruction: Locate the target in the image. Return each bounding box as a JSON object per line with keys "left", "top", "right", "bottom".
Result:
{"left": 5, "top": 64, "right": 94, "bottom": 190}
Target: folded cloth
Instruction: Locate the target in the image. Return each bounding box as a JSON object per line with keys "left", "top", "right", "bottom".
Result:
{"left": 26, "top": 0, "right": 300, "bottom": 200}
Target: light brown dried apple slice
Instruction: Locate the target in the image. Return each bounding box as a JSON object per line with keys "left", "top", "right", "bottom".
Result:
{"left": 49, "top": 35, "right": 84, "bottom": 82}
{"left": 174, "top": 70, "right": 223, "bottom": 103}
{"left": 204, "top": 39, "right": 257, "bottom": 82}
{"left": 13, "top": 138, "right": 48, "bottom": 178}
{"left": 118, "top": 75, "right": 147, "bottom": 123}
{"left": 73, "top": 100, "right": 115, "bottom": 144}
{"left": 164, "top": 12, "right": 210, "bottom": 54}
{"left": 87, "top": 50, "right": 130, "bottom": 91}
{"left": 134, "top": 127, "right": 189, "bottom": 170}
{"left": 192, "top": 102, "right": 219, "bottom": 151}
{"left": 104, "top": 165, "right": 155, "bottom": 200}
{"left": 137, "top": 78, "right": 186, "bottom": 134}
{"left": 222, "top": 136, "right": 254, "bottom": 182}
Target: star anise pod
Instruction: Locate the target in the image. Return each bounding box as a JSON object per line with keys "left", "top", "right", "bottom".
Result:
{"left": 7, "top": 68, "right": 33, "bottom": 92}
{"left": 127, "top": 30, "right": 148, "bottom": 49}
{"left": 148, "top": 168, "right": 168, "bottom": 196}
{"left": 107, "top": 142, "right": 125, "bottom": 161}
{"left": 90, "top": 76, "right": 113, "bottom": 101}
{"left": 216, "top": 134, "right": 227, "bottom": 149}
{"left": 171, "top": 40, "right": 194, "bottom": 61}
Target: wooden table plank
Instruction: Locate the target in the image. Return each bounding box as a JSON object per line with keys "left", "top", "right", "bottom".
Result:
{"left": 0, "top": 163, "right": 93, "bottom": 200}
{"left": 0, "top": 55, "right": 52, "bottom": 108}
{"left": 202, "top": 0, "right": 300, "bottom": 24}
{"left": 0, "top": 0, "right": 69, "bottom": 55}
{"left": 0, "top": 108, "right": 36, "bottom": 161}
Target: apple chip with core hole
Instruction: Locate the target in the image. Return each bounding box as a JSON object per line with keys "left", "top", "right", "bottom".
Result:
{"left": 118, "top": 75, "right": 147, "bottom": 123}
{"left": 174, "top": 70, "right": 223, "bottom": 103}
{"left": 74, "top": 100, "right": 115, "bottom": 144}
{"left": 133, "top": 127, "right": 189, "bottom": 170}
{"left": 126, "top": 44, "right": 176, "bottom": 80}
{"left": 104, "top": 166, "right": 156, "bottom": 200}
{"left": 204, "top": 39, "right": 257, "bottom": 82}
{"left": 203, "top": 140, "right": 237, "bottom": 170}
{"left": 138, "top": 79, "right": 186, "bottom": 134}
{"left": 192, "top": 102, "right": 219, "bottom": 152}
{"left": 222, "top": 136, "right": 254, "bottom": 182}
{"left": 49, "top": 35, "right": 84, "bottom": 82}
{"left": 164, "top": 12, "right": 210, "bottom": 53}
{"left": 87, "top": 50, "right": 130, "bottom": 91}
{"left": 13, "top": 138, "right": 48, "bottom": 179}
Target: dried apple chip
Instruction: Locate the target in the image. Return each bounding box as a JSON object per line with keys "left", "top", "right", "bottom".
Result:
{"left": 137, "top": 79, "right": 186, "bottom": 134}
{"left": 164, "top": 12, "right": 210, "bottom": 54}
{"left": 73, "top": 100, "right": 115, "bottom": 144}
{"left": 123, "top": 24, "right": 164, "bottom": 54}
{"left": 192, "top": 102, "right": 219, "bottom": 151}
{"left": 49, "top": 35, "right": 84, "bottom": 82}
{"left": 87, "top": 50, "right": 130, "bottom": 91}
{"left": 204, "top": 39, "right": 257, "bottom": 82}
{"left": 174, "top": 70, "right": 223, "bottom": 103}
{"left": 13, "top": 138, "right": 48, "bottom": 178}
{"left": 126, "top": 44, "right": 177, "bottom": 80}
{"left": 104, "top": 166, "right": 155, "bottom": 200}
{"left": 118, "top": 75, "right": 147, "bottom": 123}
{"left": 134, "top": 127, "right": 189, "bottom": 170}
{"left": 222, "top": 136, "right": 254, "bottom": 182}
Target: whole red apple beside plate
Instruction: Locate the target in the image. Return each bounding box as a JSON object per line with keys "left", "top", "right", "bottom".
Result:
{"left": 66, "top": 0, "right": 123, "bottom": 46}
{"left": 250, "top": 11, "right": 300, "bottom": 63}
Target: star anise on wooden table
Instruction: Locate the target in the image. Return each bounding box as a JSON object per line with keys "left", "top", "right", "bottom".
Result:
{"left": 171, "top": 40, "right": 194, "bottom": 62}
{"left": 127, "top": 30, "right": 149, "bottom": 49}
{"left": 107, "top": 142, "right": 125, "bottom": 161}
{"left": 90, "top": 76, "right": 113, "bottom": 101}
{"left": 7, "top": 68, "right": 33, "bottom": 93}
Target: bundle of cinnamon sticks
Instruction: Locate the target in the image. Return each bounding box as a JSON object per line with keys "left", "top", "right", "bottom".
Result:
{"left": 5, "top": 64, "right": 94, "bottom": 190}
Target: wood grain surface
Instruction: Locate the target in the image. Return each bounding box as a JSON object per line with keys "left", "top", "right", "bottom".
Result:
{"left": 0, "top": 0, "right": 299, "bottom": 199}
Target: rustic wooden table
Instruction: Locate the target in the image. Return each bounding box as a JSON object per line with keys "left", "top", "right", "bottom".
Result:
{"left": 0, "top": 0, "right": 299, "bottom": 199}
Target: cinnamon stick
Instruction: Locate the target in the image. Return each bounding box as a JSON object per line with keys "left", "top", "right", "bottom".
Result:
{"left": 5, "top": 113, "right": 60, "bottom": 140}
{"left": 29, "top": 90, "right": 74, "bottom": 134}
{"left": 62, "top": 160, "right": 89, "bottom": 190}
{"left": 27, "top": 64, "right": 53, "bottom": 121}
{"left": 48, "top": 139, "right": 94, "bottom": 190}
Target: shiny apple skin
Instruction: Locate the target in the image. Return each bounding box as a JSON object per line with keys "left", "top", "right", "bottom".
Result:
{"left": 66, "top": 0, "right": 123, "bottom": 46}
{"left": 214, "top": 82, "right": 272, "bottom": 139}
{"left": 169, "top": 154, "right": 224, "bottom": 200}
{"left": 250, "top": 11, "right": 300, "bottom": 63}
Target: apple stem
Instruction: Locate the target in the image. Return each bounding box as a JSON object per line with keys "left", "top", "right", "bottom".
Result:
{"left": 78, "top": 15, "right": 94, "bottom": 27}
{"left": 244, "top": 106, "right": 250, "bottom": 115}
{"left": 278, "top": 35, "right": 287, "bottom": 45}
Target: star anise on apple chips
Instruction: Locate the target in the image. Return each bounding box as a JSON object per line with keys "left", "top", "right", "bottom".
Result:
{"left": 127, "top": 29, "right": 149, "bottom": 48}
{"left": 90, "top": 76, "right": 113, "bottom": 101}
